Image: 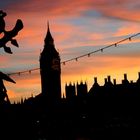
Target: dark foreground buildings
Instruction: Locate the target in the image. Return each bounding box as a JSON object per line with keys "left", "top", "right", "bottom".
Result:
{"left": 0, "top": 25, "right": 140, "bottom": 140}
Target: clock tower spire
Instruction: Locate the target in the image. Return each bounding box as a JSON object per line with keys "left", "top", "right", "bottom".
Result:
{"left": 40, "top": 23, "right": 61, "bottom": 101}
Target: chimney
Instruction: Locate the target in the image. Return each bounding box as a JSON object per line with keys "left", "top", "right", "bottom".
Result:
{"left": 104, "top": 78, "right": 107, "bottom": 84}
{"left": 137, "top": 72, "right": 140, "bottom": 83}
{"left": 122, "top": 73, "right": 129, "bottom": 84}
{"left": 94, "top": 77, "right": 97, "bottom": 83}
{"left": 124, "top": 73, "right": 127, "bottom": 80}
{"left": 113, "top": 79, "right": 116, "bottom": 85}
{"left": 107, "top": 75, "right": 111, "bottom": 82}
{"left": 138, "top": 72, "right": 140, "bottom": 79}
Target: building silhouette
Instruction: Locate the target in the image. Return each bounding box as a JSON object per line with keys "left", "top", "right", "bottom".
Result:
{"left": 77, "top": 81, "right": 88, "bottom": 98}
{"left": 40, "top": 23, "right": 61, "bottom": 101}
{"left": 65, "top": 81, "right": 88, "bottom": 99}
{"left": 65, "top": 82, "right": 76, "bottom": 99}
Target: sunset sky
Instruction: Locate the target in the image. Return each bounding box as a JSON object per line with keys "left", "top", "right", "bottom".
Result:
{"left": 0, "top": 0, "right": 140, "bottom": 102}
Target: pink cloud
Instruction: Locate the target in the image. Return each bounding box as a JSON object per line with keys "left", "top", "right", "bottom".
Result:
{"left": 5, "top": 0, "right": 139, "bottom": 22}
{"left": 0, "top": 56, "right": 9, "bottom": 62}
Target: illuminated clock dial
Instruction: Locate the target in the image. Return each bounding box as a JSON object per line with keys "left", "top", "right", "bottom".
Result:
{"left": 51, "top": 58, "right": 60, "bottom": 71}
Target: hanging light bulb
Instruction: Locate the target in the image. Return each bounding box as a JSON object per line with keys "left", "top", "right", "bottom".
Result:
{"left": 29, "top": 70, "right": 31, "bottom": 74}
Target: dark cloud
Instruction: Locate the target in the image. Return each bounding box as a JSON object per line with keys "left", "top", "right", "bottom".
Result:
{"left": 0, "top": 0, "right": 21, "bottom": 9}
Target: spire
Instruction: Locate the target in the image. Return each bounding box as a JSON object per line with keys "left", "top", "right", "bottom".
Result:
{"left": 44, "top": 21, "right": 54, "bottom": 45}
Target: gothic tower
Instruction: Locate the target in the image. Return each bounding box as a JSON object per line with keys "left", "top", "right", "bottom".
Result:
{"left": 40, "top": 23, "right": 61, "bottom": 101}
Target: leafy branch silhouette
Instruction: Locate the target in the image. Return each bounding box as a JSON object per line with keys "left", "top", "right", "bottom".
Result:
{"left": 0, "top": 10, "right": 23, "bottom": 54}
{"left": 0, "top": 10, "right": 24, "bottom": 104}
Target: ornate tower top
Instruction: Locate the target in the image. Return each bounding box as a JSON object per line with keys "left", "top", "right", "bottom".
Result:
{"left": 44, "top": 22, "right": 54, "bottom": 46}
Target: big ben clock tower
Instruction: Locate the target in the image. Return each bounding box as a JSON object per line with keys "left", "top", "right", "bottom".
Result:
{"left": 40, "top": 23, "right": 61, "bottom": 101}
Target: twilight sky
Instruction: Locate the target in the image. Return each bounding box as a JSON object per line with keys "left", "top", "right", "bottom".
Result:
{"left": 0, "top": 0, "right": 140, "bottom": 102}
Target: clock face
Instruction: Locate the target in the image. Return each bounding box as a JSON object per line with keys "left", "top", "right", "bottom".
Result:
{"left": 51, "top": 58, "right": 60, "bottom": 71}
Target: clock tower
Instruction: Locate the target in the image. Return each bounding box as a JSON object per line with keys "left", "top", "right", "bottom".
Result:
{"left": 40, "top": 23, "right": 61, "bottom": 101}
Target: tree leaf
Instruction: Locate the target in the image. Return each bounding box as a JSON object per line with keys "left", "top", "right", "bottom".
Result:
{"left": 11, "top": 39, "right": 19, "bottom": 47}
{"left": 4, "top": 46, "right": 12, "bottom": 54}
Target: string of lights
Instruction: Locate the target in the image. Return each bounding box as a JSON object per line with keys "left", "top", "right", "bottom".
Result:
{"left": 7, "top": 32, "right": 140, "bottom": 76}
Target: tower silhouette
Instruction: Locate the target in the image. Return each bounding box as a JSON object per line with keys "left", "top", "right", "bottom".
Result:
{"left": 40, "top": 23, "right": 61, "bottom": 101}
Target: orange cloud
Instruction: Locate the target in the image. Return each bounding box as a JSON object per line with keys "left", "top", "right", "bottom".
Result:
{"left": 7, "top": 90, "right": 17, "bottom": 99}
{"left": 115, "top": 25, "right": 140, "bottom": 37}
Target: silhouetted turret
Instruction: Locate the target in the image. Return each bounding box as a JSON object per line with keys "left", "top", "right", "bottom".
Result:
{"left": 104, "top": 76, "right": 113, "bottom": 87}
{"left": 122, "top": 74, "right": 129, "bottom": 85}
{"left": 103, "top": 76, "right": 114, "bottom": 97}
{"left": 93, "top": 77, "right": 100, "bottom": 87}
{"left": 88, "top": 77, "right": 100, "bottom": 96}
{"left": 77, "top": 81, "right": 87, "bottom": 98}
{"left": 136, "top": 72, "right": 140, "bottom": 84}
{"left": 65, "top": 82, "right": 76, "bottom": 99}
